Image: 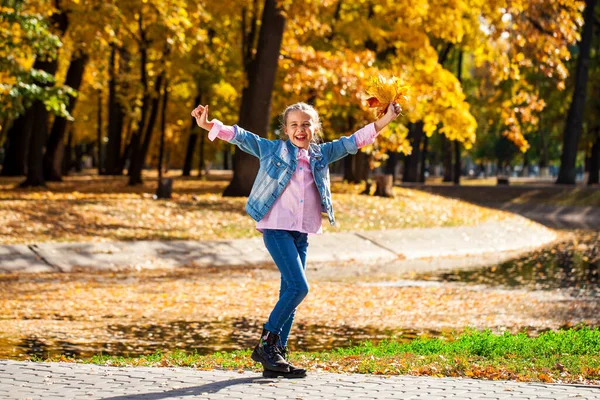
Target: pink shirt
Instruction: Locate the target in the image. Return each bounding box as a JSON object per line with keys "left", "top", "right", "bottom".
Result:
{"left": 208, "top": 120, "right": 379, "bottom": 234}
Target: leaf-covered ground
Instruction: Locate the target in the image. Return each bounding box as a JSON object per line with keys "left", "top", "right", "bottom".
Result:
{"left": 0, "top": 171, "right": 508, "bottom": 244}
{"left": 1, "top": 265, "right": 598, "bottom": 361}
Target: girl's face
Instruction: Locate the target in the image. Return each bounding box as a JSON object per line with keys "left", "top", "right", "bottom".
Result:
{"left": 285, "top": 111, "right": 315, "bottom": 150}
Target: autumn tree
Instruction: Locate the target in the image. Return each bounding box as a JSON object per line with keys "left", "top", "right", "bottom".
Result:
{"left": 0, "top": 0, "right": 71, "bottom": 178}
{"left": 557, "top": 0, "right": 597, "bottom": 184}
{"left": 221, "top": 0, "right": 286, "bottom": 196}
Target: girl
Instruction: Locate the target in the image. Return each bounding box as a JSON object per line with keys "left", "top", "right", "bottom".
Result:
{"left": 191, "top": 101, "right": 401, "bottom": 378}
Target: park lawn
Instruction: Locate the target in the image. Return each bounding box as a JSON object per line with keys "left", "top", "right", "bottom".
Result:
{"left": 59, "top": 328, "right": 600, "bottom": 385}
{"left": 0, "top": 170, "right": 508, "bottom": 245}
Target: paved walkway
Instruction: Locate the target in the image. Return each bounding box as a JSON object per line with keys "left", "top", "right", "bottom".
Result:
{"left": 1, "top": 361, "right": 599, "bottom": 400}
{"left": 1, "top": 215, "right": 556, "bottom": 274}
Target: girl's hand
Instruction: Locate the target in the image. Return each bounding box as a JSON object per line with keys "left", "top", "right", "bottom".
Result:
{"left": 374, "top": 102, "right": 402, "bottom": 132}
{"left": 385, "top": 102, "right": 402, "bottom": 121}
{"left": 191, "top": 104, "right": 213, "bottom": 131}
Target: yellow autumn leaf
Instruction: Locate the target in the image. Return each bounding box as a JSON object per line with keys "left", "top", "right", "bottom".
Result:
{"left": 365, "top": 74, "right": 410, "bottom": 117}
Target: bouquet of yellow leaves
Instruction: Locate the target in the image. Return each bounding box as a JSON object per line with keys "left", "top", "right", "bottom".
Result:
{"left": 365, "top": 75, "right": 410, "bottom": 117}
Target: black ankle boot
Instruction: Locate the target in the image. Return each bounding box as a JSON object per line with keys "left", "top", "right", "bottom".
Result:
{"left": 251, "top": 329, "right": 290, "bottom": 373}
{"left": 262, "top": 345, "right": 306, "bottom": 379}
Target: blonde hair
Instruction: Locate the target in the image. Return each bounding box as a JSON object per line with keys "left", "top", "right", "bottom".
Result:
{"left": 279, "top": 102, "right": 322, "bottom": 143}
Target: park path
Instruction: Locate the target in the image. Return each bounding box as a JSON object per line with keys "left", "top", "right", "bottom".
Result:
{"left": 1, "top": 360, "right": 599, "bottom": 400}
{"left": 1, "top": 214, "right": 556, "bottom": 274}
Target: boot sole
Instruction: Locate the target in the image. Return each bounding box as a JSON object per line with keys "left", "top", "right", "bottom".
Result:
{"left": 262, "top": 369, "right": 307, "bottom": 379}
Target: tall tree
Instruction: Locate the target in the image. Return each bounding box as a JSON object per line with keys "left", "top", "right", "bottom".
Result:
{"left": 104, "top": 44, "right": 127, "bottom": 175}
{"left": 453, "top": 50, "right": 464, "bottom": 185}
{"left": 0, "top": 1, "right": 66, "bottom": 177}
{"left": 557, "top": 0, "right": 597, "bottom": 184}
{"left": 43, "top": 52, "right": 89, "bottom": 181}
{"left": 222, "top": 0, "right": 286, "bottom": 196}
{"left": 126, "top": 13, "right": 152, "bottom": 185}
{"left": 128, "top": 46, "right": 168, "bottom": 185}
{"left": 21, "top": 5, "right": 69, "bottom": 187}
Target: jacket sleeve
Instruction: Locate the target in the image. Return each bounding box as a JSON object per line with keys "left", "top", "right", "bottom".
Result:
{"left": 207, "top": 119, "right": 276, "bottom": 159}
{"left": 320, "top": 123, "right": 377, "bottom": 164}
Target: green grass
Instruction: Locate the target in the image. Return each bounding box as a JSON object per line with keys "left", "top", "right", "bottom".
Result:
{"left": 47, "top": 327, "right": 600, "bottom": 384}
{"left": 335, "top": 327, "right": 600, "bottom": 358}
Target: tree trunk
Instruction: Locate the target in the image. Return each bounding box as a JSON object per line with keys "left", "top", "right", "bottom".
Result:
{"left": 442, "top": 135, "right": 452, "bottom": 182}
{"left": 539, "top": 123, "right": 550, "bottom": 177}
{"left": 21, "top": 71, "right": 55, "bottom": 188}
{"left": 182, "top": 131, "right": 198, "bottom": 177}
{"left": 156, "top": 79, "right": 172, "bottom": 199}
{"left": 374, "top": 174, "right": 394, "bottom": 197}
{"left": 43, "top": 53, "right": 88, "bottom": 181}
{"left": 221, "top": 146, "right": 229, "bottom": 170}
{"left": 96, "top": 88, "right": 103, "bottom": 174}
{"left": 74, "top": 143, "right": 83, "bottom": 172}
{"left": 343, "top": 154, "right": 357, "bottom": 183}
{"left": 355, "top": 151, "right": 370, "bottom": 182}
{"left": 1, "top": 115, "right": 31, "bottom": 176}
{"left": 128, "top": 70, "right": 165, "bottom": 185}
{"left": 453, "top": 141, "right": 461, "bottom": 185}
{"left": 126, "top": 18, "right": 151, "bottom": 184}
{"left": 557, "top": 0, "right": 596, "bottom": 184}
{"left": 20, "top": 8, "right": 68, "bottom": 187}
{"left": 62, "top": 129, "right": 73, "bottom": 175}
{"left": 539, "top": 116, "right": 548, "bottom": 169}
{"left": 198, "top": 132, "right": 206, "bottom": 176}
{"left": 519, "top": 151, "right": 530, "bottom": 177}
{"left": 402, "top": 122, "right": 424, "bottom": 182}
{"left": 104, "top": 45, "right": 128, "bottom": 175}
{"left": 223, "top": 0, "right": 286, "bottom": 197}
{"left": 419, "top": 135, "right": 429, "bottom": 183}
{"left": 158, "top": 80, "right": 168, "bottom": 180}
{"left": 182, "top": 94, "right": 201, "bottom": 177}
{"left": 452, "top": 50, "right": 463, "bottom": 186}
{"left": 384, "top": 151, "right": 399, "bottom": 180}
{"left": 588, "top": 131, "right": 599, "bottom": 185}
{"left": 117, "top": 120, "right": 133, "bottom": 172}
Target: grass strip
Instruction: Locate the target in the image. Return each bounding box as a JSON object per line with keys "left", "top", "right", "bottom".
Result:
{"left": 43, "top": 327, "right": 600, "bottom": 384}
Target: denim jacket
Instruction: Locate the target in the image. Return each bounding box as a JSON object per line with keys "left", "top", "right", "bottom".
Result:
{"left": 228, "top": 125, "right": 361, "bottom": 226}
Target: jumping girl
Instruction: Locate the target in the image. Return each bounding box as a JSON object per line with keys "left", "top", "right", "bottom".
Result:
{"left": 191, "top": 101, "right": 401, "bottom": 378}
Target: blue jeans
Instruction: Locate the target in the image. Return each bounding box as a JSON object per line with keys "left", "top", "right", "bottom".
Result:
{"left": 262, "top": 229, "right": 309, "bottom": 347}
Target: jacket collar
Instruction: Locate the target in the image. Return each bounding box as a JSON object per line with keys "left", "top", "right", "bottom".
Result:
{"left": 284, "top": 140, "right": 323, "bottom": 162}
{"left": 285, "top": 139, "right": 298, "bottom": 157}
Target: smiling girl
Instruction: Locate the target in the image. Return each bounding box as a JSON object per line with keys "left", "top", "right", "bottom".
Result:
{"left": 191, "top": 101, "right": 401, "bottom": 378}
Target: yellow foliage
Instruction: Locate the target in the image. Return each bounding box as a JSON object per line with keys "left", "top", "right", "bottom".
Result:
{"left": 365, "top": 74, "right": 410, "bottom": 117}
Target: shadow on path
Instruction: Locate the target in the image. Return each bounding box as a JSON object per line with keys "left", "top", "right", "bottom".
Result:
{"left": 102, "top": 376, "right": 275, "bottom": 399}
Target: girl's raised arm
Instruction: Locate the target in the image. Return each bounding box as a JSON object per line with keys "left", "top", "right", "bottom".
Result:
{"left": 190, "top": 104, "right": 277, "bottom": 159}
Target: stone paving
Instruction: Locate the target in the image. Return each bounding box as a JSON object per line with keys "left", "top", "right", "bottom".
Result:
{"left": 1, "top": 361, "right": 599, "bottom": 400}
